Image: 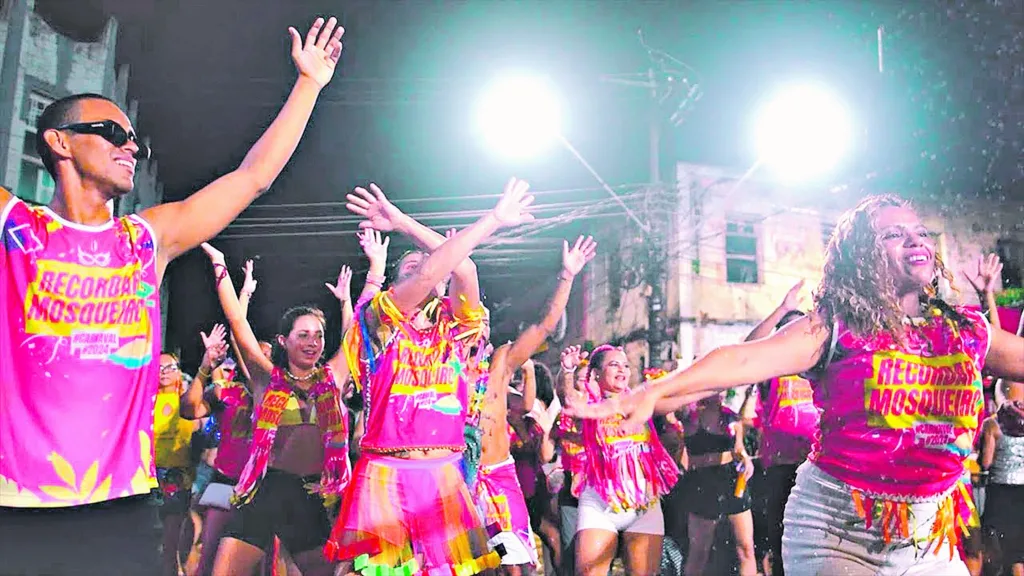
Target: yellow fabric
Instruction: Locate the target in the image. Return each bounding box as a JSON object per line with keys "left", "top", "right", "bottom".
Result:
{"left": 154, "top": 391, "right": 194, "bottom": 469}
{"left": 277, "top": 395, "right": 318, "bottom": 426}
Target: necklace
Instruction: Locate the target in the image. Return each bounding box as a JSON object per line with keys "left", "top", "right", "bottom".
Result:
{"left": 286, "top": 368, "right": 318, "bottom": 382}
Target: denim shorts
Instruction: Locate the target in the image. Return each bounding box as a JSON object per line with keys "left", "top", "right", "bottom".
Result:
{"left": 781, "top": 461, "right": 969, "bottom": 576}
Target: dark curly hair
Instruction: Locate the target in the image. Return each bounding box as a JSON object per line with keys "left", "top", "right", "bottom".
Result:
{"left": 814, "top": 195, "right": 961, "bottom": 340}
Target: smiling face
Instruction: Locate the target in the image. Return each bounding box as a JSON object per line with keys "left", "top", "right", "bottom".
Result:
{"left": 277, "top": 314, "right": 325, "bottom": 371}
{"left": 873, "top": 205, "right": 937, "bottom": 293}
{"left": 63, "top": 98, "right": 139, "bottom": 196}
{"left": 594, "top": 349, "right": 631, "bottom": 394}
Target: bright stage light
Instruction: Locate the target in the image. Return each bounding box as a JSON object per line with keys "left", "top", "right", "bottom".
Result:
{"left": 475, "top": 74, "right": 562, "bottom": 160}
{"left": 753, "top": 83, "right": 853, "bottom": 184}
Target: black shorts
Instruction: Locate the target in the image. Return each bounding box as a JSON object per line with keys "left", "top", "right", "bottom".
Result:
{"left": 156, "top": 466, "right": 192, "bottom": 519}
{"left": 223, "top": 468, "right": 331, "bottom": 555}
{"left": 682, "top": 462, "right": 752, "bottom": 520}
{"left": 753, "top": 463, "right": 800, "bottom": 569}
{"left": 0, "top": 494, "right": 161, "bottom": 576}
{"left": 982, "top": 483, "right": 1024, "bottom": 563}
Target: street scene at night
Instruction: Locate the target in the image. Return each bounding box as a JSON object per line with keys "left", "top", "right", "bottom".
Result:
{"left": 0, "top": 0, "right": 1023, "bottom": 575}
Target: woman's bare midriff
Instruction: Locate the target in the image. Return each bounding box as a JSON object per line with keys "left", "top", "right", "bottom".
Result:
{"left": 364, "top": 447, "right": 459, "bottom": 460}
{"left": 270, "top": 424, "right": 324, "bottom": 476}
{"left": 688, "top": 451, "right": 734, "bottom": 470}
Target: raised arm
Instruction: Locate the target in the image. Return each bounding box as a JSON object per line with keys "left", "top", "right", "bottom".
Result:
{"left": 745, "top": 279, "right": 804, "bottom": 342}
{"left": 354, "top": 228, "right": 388, "bottom": 304}
{"left": 324, "top": 265, "right": 353, "bottom": 380}
{"left": 201, "top": 243, "right": 274, "bottom": 400}
{"left": 568, "top": 315, "right": 831, "bottom": 429}
{"left": 379, "top": 178, "right": 534, "bottom": 315}
{"left": 965, "top": 253, "right": 1004, "bottom": 332}
{"left": 501, "top": 236, "right": 596, "bottom": 376}
{"left": 520, "top": 359, "right": 538, "bottom": 414}
{"left": 346, "top": 184, "right": 482, "bottom": 314}
{"left": 230, "top": 259, "right": 259, "bottom": 383}
{"left": 141, "top": 18, "right": 345, "bottom": 270}
{"left": 181, "top": 324, "right": 229, "bottom": 420}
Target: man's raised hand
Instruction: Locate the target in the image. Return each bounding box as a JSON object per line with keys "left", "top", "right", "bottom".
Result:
{"left": 288, "top": 16, "right": 344, "bottom": 88}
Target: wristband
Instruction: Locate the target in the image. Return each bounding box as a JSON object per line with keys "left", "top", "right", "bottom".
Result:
{"left": 197, "top": 366, "right": 212, "bottom": 380}
{"left": 213, "top": 263, "right": 229, "bottom": 286}
{"left": 366, "top": 272, "right": 385, "bottom": 287}
{"left": 557, "top": 271, "right": 573, "bottom": 282}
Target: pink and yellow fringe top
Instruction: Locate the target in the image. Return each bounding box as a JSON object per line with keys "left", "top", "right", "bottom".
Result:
{"left": 344, "top": 290, "right": 485, "bottom": 454}
{"left": 809, "top": 306, "right": 989, "bottom": 555}
{"left": 212, "top": 380, "right": 252, "bottom": 481}
{"left": 576, "top": 388, "right": 679, "bottom": 513}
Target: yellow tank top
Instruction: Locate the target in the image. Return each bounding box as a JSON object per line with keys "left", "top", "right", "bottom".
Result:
{"left": 154, "top": 391, "right": 195, "bottom": 469}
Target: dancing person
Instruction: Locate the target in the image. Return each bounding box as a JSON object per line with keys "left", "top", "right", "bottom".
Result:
{"left": 566, "top": 344, "right": 679, "bottom": 576}
{"left": 569, "top": 196, "right": 1024, "bottom": 576}
{"left": 155, "top": 351, "right": 204, "bottom": 576}
{"left": 0, "top": 16, "right": 345, "bottom": 574}
{"left": 980, "top": 381, "right": 1024, "bottom": 576}
{"left": 324, "top": 178, "right": 535, "bottom": 574}
{"left": 470, "top": 236, "right": 597, "bottom": 574}
{"left": 742, "top": 280, "right": 818, "bottom": 576}
{"left": 202, "top": 243, "right": 359, "bottom": 576}
{"left": 677, "top": 392, "right": 757, "bottom": 576}
{"left": 181, "top": 322, "right": 257, "bottom": 576}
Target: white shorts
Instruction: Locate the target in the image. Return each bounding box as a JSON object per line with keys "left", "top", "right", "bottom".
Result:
{"left": 576, "top": 487, "right": 664, "bottom": 535}
{"left": 489, "top": 530, "right": 538, "bottom": 566}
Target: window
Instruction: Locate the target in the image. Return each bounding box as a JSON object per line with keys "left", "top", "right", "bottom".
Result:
{"left": 725, "top": 216, "right": 760, "bottom": 284}
{"left": 26, "top": 93, "right": 53, "bottom": 128}
{"left": 17, "top": 160, "right": 55, "bottom": 204}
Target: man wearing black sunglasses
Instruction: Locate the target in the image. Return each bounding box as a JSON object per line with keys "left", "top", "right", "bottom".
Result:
{"left": 0, "top": 16, "right": 344, "bottom": 575}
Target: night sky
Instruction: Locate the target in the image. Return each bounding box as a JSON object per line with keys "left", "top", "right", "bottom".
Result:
{"left": 38, "top": 0, "right": 1024, "bottom": 367}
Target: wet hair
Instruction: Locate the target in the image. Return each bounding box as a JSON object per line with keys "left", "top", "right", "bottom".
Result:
{"left": 271, "top": 305, "right": 327, "bottom": 369}
{"left": 814, "top": 195, "right": 961, "bottom": 340}
{"left": 36, "top": 93, "right": 119, "bottom": 176}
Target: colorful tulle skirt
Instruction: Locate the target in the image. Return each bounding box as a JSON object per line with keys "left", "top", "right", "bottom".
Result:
{"left": 324, "top": 452, "right": 497, "bottom": 575}
{"left": 475, "top": 456, "right": 539, "bottom": 566}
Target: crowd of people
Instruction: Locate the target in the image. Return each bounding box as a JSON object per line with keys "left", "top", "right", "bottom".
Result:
{"left": 0, "top": 13, "right": 1022, "bottom": 576}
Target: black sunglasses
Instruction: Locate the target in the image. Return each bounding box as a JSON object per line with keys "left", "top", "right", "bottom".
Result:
{"left": 55, "top": 120, "right": 151, "bottom": 160}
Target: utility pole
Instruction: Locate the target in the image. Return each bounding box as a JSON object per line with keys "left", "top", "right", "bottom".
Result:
{"left": 602, "top": 32, "right": 701, "bottom": 368}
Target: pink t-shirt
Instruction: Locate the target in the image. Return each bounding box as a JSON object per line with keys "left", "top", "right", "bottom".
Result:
{"left": 809, "top": 307, "right": 990, "bottom": 500}
{"left": 757, "top": 375, "right": 820, "bottom": 467}
{"left": 0, "top": 200, "right": 162, "bottom": 508}
{"left": 213, "top": 381, "right": 252, "bottom": 481}
{"left": 345, "top": 290, "right": 483, "bottom": 453}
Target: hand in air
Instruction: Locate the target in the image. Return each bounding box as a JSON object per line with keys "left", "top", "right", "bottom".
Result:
{"left": 200, "top": 242, "right": 226, "bottom": 266}
{"left": 781, "top": 278, "right": 805, "bottom": 311}
{"left": 357, "top": 228, "right": 390, "bottom": 269}
{"left": 289, "top": 17, "right": 344, "bottom": 88}
{"left": 562, "top": 236, "right": 598, "bottom": 277}
{"left": 491, "top": 177, "right": 535, "bottom": 228}
{"left": 241, "top": 259, "right": 258, "bottom": 296}
{"left": 200, "top": 324, "right": 229, "bottom": 368}
{"left": 347, "top": 184, "right": 404, "bottom": 232}
{"left": 560, "top": 345, "right": 587, "bottom": 372}
{"left": 965, "top": 253, "right": 1003, "bottom": 294}
{"left": 325, "top": 265, "right": 353, "bottom": 302}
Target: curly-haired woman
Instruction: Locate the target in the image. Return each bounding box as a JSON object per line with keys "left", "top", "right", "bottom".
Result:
{"left": 568, "top": 195, "right": 1024, "bottom": 575}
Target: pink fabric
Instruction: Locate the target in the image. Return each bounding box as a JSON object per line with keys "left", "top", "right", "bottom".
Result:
{"left": 475, "top": 457, "right": 538, "bottom": 565}
{"left": 809, "top": 307, "right": 991, "bottom": 500}
{"left": 213, "top": 381, "right": 252, "bottom": 480}
{"left": 577, "top": 390, "right": 679, "bottom": 511}
{"left": 0, "top": 200, "right": 162, "bottom": 507}
{"left": 758, "top": 375, "right": 820, "bottom": 467}
{"left": 346, "top": 291, "right": 483, "bottom": 453}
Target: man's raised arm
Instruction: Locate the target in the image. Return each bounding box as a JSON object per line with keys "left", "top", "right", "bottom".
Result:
{"left": 142, "top": 17, "right": 344, "bottom": 268}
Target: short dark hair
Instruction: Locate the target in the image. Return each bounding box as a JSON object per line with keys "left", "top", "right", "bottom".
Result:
{"left": 36, "top": 93, "right": 118, "bottom": 176}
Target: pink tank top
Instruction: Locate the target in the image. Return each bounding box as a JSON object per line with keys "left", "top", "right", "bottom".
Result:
{"left": 810, "top": 307, "right": 990, "bottom": 500}
{"left": 0, "top": 200, "right": 162, "bottom": 508}
{"left": 345, "top": 291, "right": 483, "bottom": 453}
{"left": 213, "top": 381, "right": 252, "bottom": 481}
{"left": 758, "top": 375, "right": 820, "bottom": 467}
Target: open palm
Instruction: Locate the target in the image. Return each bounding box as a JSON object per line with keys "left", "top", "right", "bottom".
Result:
{"left": 347, "top": 184, "right": 404, "bottom": 231}
{"left": 562, "top": 235, "right": 598, "bottom": 277}
{"left": 289, "top": 17, "right": 344, "bottom": 88}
